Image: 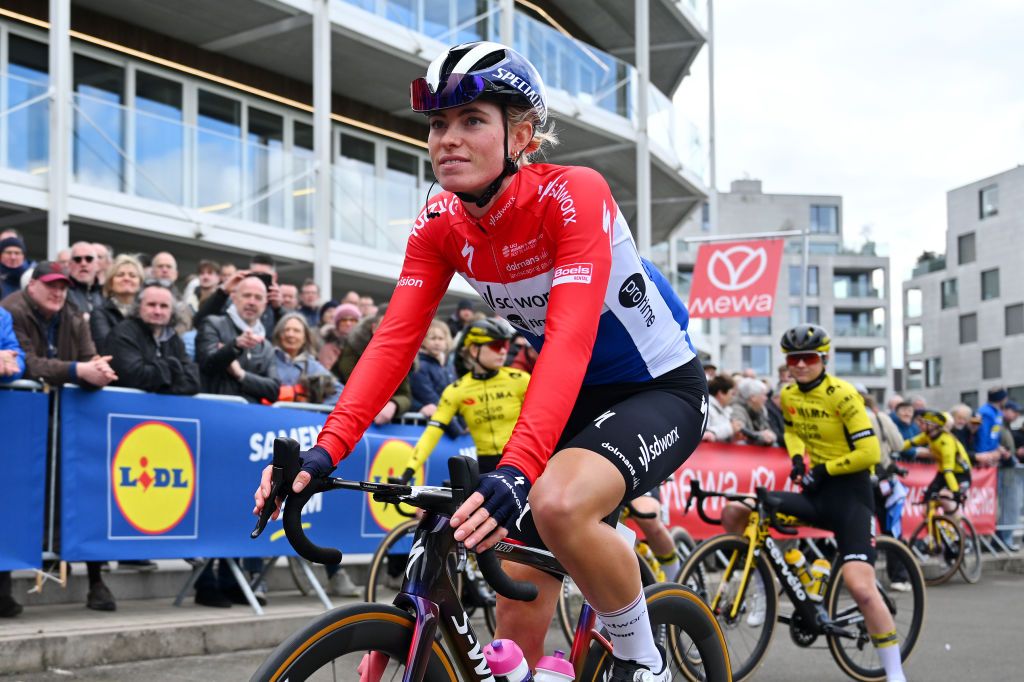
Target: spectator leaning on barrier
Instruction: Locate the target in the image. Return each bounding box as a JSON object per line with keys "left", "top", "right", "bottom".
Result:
{"left": 332, "top": 304, "right": 412, "bottom": 424}
{"left": 196, "top": 275, "right": 280, "bottom": 403}
{"left": 0, "top": 306, "right": 25, "bottom": 382}
{"left": 65, "top": 241, "right": 104, "bottom": 318}
{"left": 950, "top": 403, "right": 978, "bottom": 461}
{"left": 996, "top": 399, "right": 1022, "bottom": 548}
{"left": 297, "top": 279, "right": 321, "bottom": 329}
{"left": 975, "top": 387, "right": 1007, "bottom": 466}
{"left": 891, "top": 401, "right": 925, "bottom": 461}
{"left": 90, "top": 254, "right": 144, "bottom": 355}
{"left": 411, "top": 319, "right": 456, "bottom": 417}
{"left": 703, "top": 374, "right": 741, "bottom": 443}
{"left": 271, "top": 312, "right": 341, "bottom": 405}
{"left": 730, "top": 377, "right": 778, "bottom": 446}
{"left": 107, "top": 283, "right": 200, "bottom": 395}
{"left": 0, "top": 235, "right": 34, "bottom": 301}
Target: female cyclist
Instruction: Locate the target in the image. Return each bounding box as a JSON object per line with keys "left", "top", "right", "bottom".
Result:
{"left": 254, "top": 41, "right": 707, "bottom": 681}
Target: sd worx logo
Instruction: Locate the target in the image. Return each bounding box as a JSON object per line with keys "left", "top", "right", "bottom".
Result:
{"left": 109, "top": 418, "right": 199, "bottom": 538}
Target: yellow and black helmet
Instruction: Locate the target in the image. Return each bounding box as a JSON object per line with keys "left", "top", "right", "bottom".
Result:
{"left": 780, "top": 324, "right": 831, "bottom": 354}
{"left": 918, "top": 409, "right": 950, "bottom": 428}
{"left": 462, "top": 317, "right": 514, "bottom": 348}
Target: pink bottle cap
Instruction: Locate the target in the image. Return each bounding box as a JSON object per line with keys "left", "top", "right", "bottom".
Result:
{"left": 484, "top": 639, "right": 526, "bottom": 677}
{"left": 536, "top": 650, "right": 575, "bottom": 677}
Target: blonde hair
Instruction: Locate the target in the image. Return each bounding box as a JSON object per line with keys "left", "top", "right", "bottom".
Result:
{"left": 422, "top": 319, "right": 453, "bottom": 354}
{"left": 507, "top": 104, "right": 559, "bottom": 167}
{"left": 102, "top": 254, "right": 145, "bottom": 298}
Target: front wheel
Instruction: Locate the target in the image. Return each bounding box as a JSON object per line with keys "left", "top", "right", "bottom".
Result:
{"left": 957, "top": 516, "right": 982, "bottom": 584}
{"left": 675, "top": 533, "right": 776, "bottom": 682}
{"left": 580, "top": 582, "right": 732, "bottom": 682}
{"left": 908, "top": 515, "right": 964, "bottom": 585}
{"left": 826, "top": 536, "right": 926, "bottom": 682}
{"left": 251, "top": 602, "right": 457, "bottom": 682}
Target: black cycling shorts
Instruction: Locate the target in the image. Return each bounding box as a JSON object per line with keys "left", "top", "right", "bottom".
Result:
{"left": 772, "top": 470, "right": 878, "bottom": 565}
{"left": 506, "top": 357, "right": 708, "bottom": 553}
{"left": 924, "top": 471, "right": 972, "bottom": 498}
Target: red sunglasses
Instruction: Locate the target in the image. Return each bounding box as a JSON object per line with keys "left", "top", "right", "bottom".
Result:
{"left": 785, "top": 352, "right": 824, "bottom": 367}
{"left": 484, "top": 340, "right": 510, "bottom": 352}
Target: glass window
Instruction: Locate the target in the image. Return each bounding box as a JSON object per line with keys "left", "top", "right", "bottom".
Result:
{"left": 741, "top": 345, "right": 771, "bottom": 377}
{"left": 905, "top": 359, "right": 923, "bottom": 390}
{"left": 981, "top": 269, "right": 999, "bottom": 300}
{"left": 925, "top": 358, "right": 941, "bottom": 388}
{"left": 960, "top": 391, "right": 979, "bottom": 411}
{"left": 906, "top": 324, "right": 923, "bottom": 355}
{"left": 941, "top": 278, "right": 958, "bottom": 309}
{"left": 73, "top": 54, "right": 125, "bottom": 191}
{"left": 789, "top": 305, "right": 801, "bottom": 327}
{"left": 336, "top": 133, "right": 377, "bottom": 245}
{"left": 423, "top": 0, "right": 450, "bottom": 38}
{"left": 979, "top": 184, "right": 998, "bottom": 218}
{"left": 455, "top": 0, "right": 490, "bottom": 43}
{"left": 385, "top": 0, "right": 416, "bottom": 28}
{"left": 247, "top": 107, "right": 285, "bottom": 226}
{"left": 675, "top": 269, "right": 692, "bottom": 299}
{"left": 809, "top": 204, "right": 838, "bottom": 234}
{"left": 7, "top": 35, "right": 49, "bottom": 173}
{"left": 701, "top": 201, "right": 710, "bottom": 231}
{"left": 134, "top": 71, "right": 183, "bottom": 204}
{"left": 788, "top": 265, "right": 802, "bottom": 296}
{"left": 906, "top": 288, "right": 922, "bottom": 318}
{"left": 982, "top": 348, "right": 1001, "bottom": 380}
{"left": 957, "top": 232, "right": 976, "bottom": 265}
{"left": 1007, "top": 304, "right": 1024, "bottom": 336}
{"left": 740, "top": 317, "right": 770, "bottom": 335}
{"left": 834, "top": 349, "right": 874, "bottom": 376}
{"left": 807, "top": 306, "right": 820, "bottom": 324}
{"left": 959, "top": 313, "right": 977, "bottom": 344}
{"left": 384, "top": 147, "right": 420, "bottom": 247}
{"left": 807, "top": 266, "right": 819, "bottom": 296}
{"left": 809, "top": 242, "right": 839, "bottom": 254}
{"left": 196, "top": 90, "right": 242, "bottom": 214}
{"left": 1009, "top": 386, "right": 1024, "bottom": 406}
{"left": 292, "top": 121, "right": 315, "bottom": 234}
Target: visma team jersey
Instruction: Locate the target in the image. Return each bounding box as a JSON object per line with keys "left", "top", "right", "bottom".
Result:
{"left": 317, "top": 164, "right": 696, "bottom": 482}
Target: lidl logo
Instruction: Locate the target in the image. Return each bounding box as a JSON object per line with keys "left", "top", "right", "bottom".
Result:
{"left": 109, "top": 417, "right": 199, "bottom": 539}
{"left": 366, "top": 438, "right": 423, "bottom": 532}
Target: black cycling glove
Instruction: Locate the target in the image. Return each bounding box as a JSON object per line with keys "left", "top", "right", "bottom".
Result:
{"left": 789, "top": 456, "right": 806, "bottom": 483}
{"left": 475, "top": 465, "right": 531, "bottom": 531}
{"left": 298, "top": 445, "right": 336, "bottom": 482}
{"left": 801, "top": 463, "right": 829, "bottom": 494}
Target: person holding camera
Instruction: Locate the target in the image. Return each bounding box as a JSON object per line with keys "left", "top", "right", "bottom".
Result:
{"left": 192, "top": 255, "right": 282, "bottom": 334}
{"left": 271, "top": 312, "right": 342, "bottom": 405}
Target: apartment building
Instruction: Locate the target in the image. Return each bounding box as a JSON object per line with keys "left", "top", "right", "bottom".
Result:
{"left": 902, "top": 165, "right": 1024, "bottom": 409}
{"left": 659, "top": 179, "right": 892, "bottom": 400}
{"left": 0, "top": 0, "right": 707, "bottom": 304}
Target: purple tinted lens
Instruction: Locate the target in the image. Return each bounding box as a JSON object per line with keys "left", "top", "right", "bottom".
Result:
{"left": 410, "top": 74, "right": 486, "bottom": 112}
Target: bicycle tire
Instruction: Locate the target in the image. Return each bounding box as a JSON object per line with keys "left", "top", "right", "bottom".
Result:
{"left": 826, "top": 536, "right": 926, "bottom": 682}
{"left": 579, "top": 582, "right": 732, "bottom": 682}
{"left": 671, "top": 526, "right": 698, "bottom": 570}
{"left": 556, "top": 547, "right": 660, "bottom": 647}
{"left": 251, "top": 602, "right": 458, "bottom": 682}
{"left": 957, "top": 516, "right": 982, "bottom": 584}
{"left": 907, "top": 516, "right": 964, "bottom": 585}
{"left": 675, "top": 533, "right": 776, "bottom": 682}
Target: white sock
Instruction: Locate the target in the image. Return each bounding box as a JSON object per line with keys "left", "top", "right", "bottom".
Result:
{"left": 596, "top": 591, "right": 661, "bottom": 670}
{"left": 873, "top": 632, "right": 905, "bottom": 682}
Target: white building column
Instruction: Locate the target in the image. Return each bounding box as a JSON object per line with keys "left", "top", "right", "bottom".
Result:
{"left": 312, "top": 0, "right": 333, "bottom": 299}
{"left": 499, "top": 0, "right": 515, "bottom": 47}
{"left": 635, "top": 0, "right": 651, "bottom": 258}
{"left": 47, "top": 0, "right": 71, "bottom": 258}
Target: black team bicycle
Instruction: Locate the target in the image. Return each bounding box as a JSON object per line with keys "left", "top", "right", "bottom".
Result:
{"left": 250, "top": 438, "right": 732, "bottom": 681}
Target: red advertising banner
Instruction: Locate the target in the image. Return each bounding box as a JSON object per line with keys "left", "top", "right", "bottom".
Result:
{"left": 687, "top": 239, "right": 785, "bottom": 318}
{"left": 658, "top": 443, "right": 997, "bottom": 539}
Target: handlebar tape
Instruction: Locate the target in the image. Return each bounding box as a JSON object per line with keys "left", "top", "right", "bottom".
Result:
{"left": 283, "top": 477, "right": 342, "bottom": 565}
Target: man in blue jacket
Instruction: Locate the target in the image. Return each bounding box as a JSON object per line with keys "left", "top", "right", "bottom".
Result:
{"left": 0, "top": 305, "right": 25, "bottom": 617}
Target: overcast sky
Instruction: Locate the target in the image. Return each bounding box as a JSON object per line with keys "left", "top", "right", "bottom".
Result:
{"left": 679, "top": 0, "right": 1024, "bottom": 364}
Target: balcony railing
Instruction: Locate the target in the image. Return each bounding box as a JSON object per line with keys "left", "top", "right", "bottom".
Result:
{"left": 834, "top": 364, "right": 887, "bottom": 377}
{"left": 1, "top": 72, "right": 49, "bottom": 175}
{"left": 912, "top": 255, "right": 946, "bottom": 278}
{"left": 833, "top": 324, "right": 886, "bottom": 338}
{"left": 833, "top": 282, "right": 882, "bottom": 299}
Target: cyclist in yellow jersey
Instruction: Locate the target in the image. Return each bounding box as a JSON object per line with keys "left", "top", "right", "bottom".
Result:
{"left": 400, "top": 318, "right": 529, "bottom": 483}
{"left": 722, "top": 324, "right": 906, "bottom": 682}
{"left": 905, "top": 409, "right": 972, "bottom": 513}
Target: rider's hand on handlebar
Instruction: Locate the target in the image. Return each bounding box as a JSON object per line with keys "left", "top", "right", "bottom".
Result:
{"left": 789, "top": 456, "right": 806, "bottom": 483}
{"left": 252, "top": 446, "right": 335, "bottom": 520}
{"left": 451, "top": 466, "right": 529, "bottom": 552}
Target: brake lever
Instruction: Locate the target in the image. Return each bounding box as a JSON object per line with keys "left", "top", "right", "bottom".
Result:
{"left": 251, "top": 437, "right": 301, "bottom": 539}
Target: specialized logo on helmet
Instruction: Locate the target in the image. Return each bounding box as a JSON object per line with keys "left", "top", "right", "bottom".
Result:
{"left": 110, "top": 419, "right": 198, "bottom": 538}
{"left": 707, "top": 245, "right": 769, "bottom": 291}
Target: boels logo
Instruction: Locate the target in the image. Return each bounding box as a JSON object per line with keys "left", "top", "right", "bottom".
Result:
{"left": 109, "top": 418, "right": 199, "bottom": 539}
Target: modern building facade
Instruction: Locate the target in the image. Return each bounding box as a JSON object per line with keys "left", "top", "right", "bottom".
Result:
{"left": 902, "top": 165, "right": 1024, "bottom": 409}
{"left": 1, "top": 0, "right": 707, "bottom": 304}
{"left": 660, "top": 179, "right": 892, "bottom": 400}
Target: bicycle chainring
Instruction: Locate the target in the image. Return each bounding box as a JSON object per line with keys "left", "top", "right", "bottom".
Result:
{"left": 789, "top": 612, "right": 818, "bottom": 647}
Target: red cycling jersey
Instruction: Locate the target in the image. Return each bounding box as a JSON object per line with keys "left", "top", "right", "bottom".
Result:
{"left": 316, "top": 163, "right": 695, "bottom": 482}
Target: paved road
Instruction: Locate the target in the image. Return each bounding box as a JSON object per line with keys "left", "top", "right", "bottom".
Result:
{"left": 3, "top": 570, "right": 1023, "bottom": 681}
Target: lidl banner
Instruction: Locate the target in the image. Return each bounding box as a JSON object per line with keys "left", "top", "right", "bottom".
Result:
{"left": 0, "top": 388, "right": 48, "bottom": 570}
{"left": 59, "top": 387, "right": 474, "bottom": 561}
{"left": 687, "top": 239, "right": 785, "bottom": 318}
{"left": 659, "top": 443, "right": 998, "bottom": 538}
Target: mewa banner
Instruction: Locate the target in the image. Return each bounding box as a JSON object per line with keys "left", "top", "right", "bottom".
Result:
{"left": 660, "top": 443, "right": 998, "bottom": 538}
{"left": 59, "top": 386, "right": 475, "bottom": 561}
{"left": 0, "top": 388, "right": 48, "bottom": 570}
{"left": 687, "top": 239, "right": 786, "bottom": 318}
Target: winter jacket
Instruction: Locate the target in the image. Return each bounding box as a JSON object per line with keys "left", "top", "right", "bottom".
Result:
{"left": 66, "top": 279, "right": 104, "bottom": 317}
{"left": 0, "top": 290, "right": 98, "bottom": 386}
{"left": 195, "top": 313, "right": 279, "bottom": 403}
{"left": 0, "top": 260, "right": 32, "bottom": 300}
{"left": 90, "top": 297, "right": 130, "bottom": 355}
{"left": 730, "top": 400, "right": 777, "bottom": 446}
{"left": 193, "top": 287, "right": 280, "bottom": 338}
{"left": 272, "top": 347, "right": 342, "bottom": 405}
{"left": 332, "top": 316, "right": 412, "bottom": 418}
{"left": 0, "top": 306, "right": 25, "bottom": 382}
{"left": 107, "top": 317, "right": 200, "bottom": 395}
{"left": 410, "top": 351, "right": 455, "bottom": 412}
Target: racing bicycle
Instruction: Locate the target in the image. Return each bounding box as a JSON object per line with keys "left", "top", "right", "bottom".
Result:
{"left": 250, "top": 438, "right": 732, "bottom": 681}
{"left": 676, "top": 481, "right": 925, "bottom": 682}
{"left": 907, "top": 491, "right": 981, "bottom": 585}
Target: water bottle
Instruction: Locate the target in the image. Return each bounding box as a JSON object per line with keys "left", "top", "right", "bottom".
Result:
{"left": 808, "top": 558, "right": 831, "bottom": 600}
{"left": 783, "top": 548, "right": 817, "bottom": 599}
{"left": 534, "top": 650, "right": 575, "bottom": 682}
{"left": 483, "top": 639, "right": 532, "bottom": 682}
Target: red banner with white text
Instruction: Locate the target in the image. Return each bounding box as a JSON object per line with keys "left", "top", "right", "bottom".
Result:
{"left": 687, "top": 239, "right": 785, "bottom": 318}
{"left": 658, "top": 443, "right": 997, "bottom": 539}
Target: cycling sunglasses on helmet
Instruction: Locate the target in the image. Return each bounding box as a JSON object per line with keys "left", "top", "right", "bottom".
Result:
{"left": 785, "top": 351, "right": 824, "bottom": 367}
{"left": 411, "top": 74, "right": 491, "bottom": 113}
{"left": 484, "top": 339, "right": 510, "bottom": 353}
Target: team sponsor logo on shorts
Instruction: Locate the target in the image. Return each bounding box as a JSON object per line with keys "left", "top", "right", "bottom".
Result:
{"left": 618, "top": 274, "right": 656, "bottom": 327}
{"left": 636, "top": 426, "right": 680, "bottom": 472}
{"left": 552, "top": 262, "right": 592, "bottom": 287}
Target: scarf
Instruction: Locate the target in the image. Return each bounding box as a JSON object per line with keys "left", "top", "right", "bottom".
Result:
{"left": 226, "top": 303, "right": 266, "bottom": 338}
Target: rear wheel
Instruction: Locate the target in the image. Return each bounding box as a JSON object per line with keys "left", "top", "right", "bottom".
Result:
{"left": 908, "top": 516, "right": 964, "bottom": 585}
{"left": 826, "top": 536, "right": 926, "bottom": 682}
{"left": 675, "top": 533, "right": 776, "bottom": 682}
{"left": 251, "top": 602, "right": 457, "bottom": 681}
{"left": 671, "top": 526, "right": 698, "bottom": 573}
{"left": 957, "top": 516, "right": 982, "bottom": 584}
